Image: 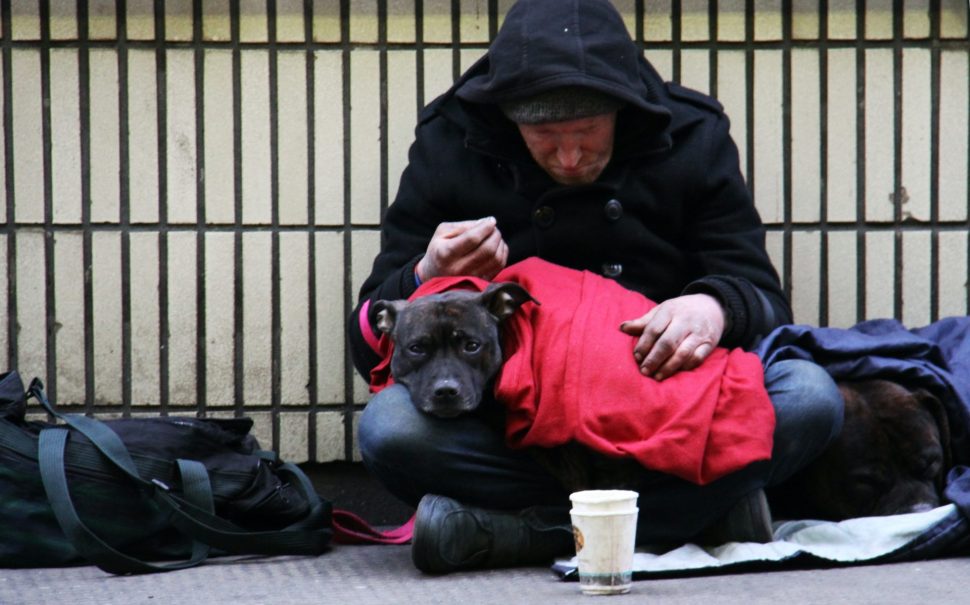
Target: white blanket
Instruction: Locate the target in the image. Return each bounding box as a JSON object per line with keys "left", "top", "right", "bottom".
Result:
{"left": 555, "top": 505, "right": 960, "bottom": 579}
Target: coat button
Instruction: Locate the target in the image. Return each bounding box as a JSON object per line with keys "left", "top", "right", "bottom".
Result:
{"left": 604, "top": 199, "right": 623, "bottom": 221}
{"left": 533, "top": 206, "right": 555, "bottom": 229}
{"left": 602, "top": 263, "right": 623, "bottom": 277}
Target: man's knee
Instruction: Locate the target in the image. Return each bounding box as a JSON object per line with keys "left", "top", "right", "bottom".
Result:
{"left": 358, "top": 384, "right": 428, "bottom": 465}
{"left": 766, "top": 359, "right": 844, "bottom": 439}
{"left": 764, "top": 359, "right": 845, "bottom": 482}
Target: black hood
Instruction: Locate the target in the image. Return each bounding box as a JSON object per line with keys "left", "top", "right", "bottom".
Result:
{"left": 456, "top": 0, "right": 671, "bottom": 133}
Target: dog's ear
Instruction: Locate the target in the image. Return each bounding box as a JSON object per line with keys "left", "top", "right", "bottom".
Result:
{"left": 480, "top": 282, "right": 538, "bottom": 322}
{"left": 914, "top": 388, "right": 952, "bottom": 474}
{"left": 371, "top": 299, "right": 407, "bottom": 335}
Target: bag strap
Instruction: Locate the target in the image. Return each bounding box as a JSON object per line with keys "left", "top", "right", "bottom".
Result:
{"left": 256, "top": 450, "right": 412, "bottom": 544}
{"left": 31, "top": 379, "right": 331, "bottom": 574}
{"left": 39, "top": 428, "right": 213, "bottom": 574}
{"left": 149, "top": 482, "right": 332, "bottom": 555}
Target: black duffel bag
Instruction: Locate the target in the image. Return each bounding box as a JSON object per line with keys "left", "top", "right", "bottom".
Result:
{"left": 0, "top": 370, "right": 332, "bottom": 574}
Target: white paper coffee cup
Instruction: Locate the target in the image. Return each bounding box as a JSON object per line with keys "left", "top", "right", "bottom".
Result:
{"left": 569, "top": 490, "right": 639, "bottom": 596}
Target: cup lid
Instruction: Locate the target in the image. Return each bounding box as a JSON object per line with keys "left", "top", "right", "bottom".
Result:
{"left": 569, "top": 490, "right": 639, "bottom": 513}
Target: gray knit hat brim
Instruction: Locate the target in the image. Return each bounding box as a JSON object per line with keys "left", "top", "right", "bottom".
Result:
{"left": 499, "top": 86, "right": 625, "bottom": 124}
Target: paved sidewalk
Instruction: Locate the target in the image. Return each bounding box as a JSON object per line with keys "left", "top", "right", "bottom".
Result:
{"left": 2, "top": 546, "right": 967, "bottom": 605}
{"left": 3, "top": 462, "right": 967, "bottom": 605}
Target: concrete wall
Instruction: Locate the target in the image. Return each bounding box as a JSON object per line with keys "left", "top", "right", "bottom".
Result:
{"left": 1, "top": 1, "right": 968, "bottom": 461}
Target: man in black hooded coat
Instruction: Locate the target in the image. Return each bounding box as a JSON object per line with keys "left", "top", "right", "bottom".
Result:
{"left": 348, "top": 0, "right": 844, "bottom": 573}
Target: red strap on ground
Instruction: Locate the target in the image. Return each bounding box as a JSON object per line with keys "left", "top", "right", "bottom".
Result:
{"left": 331, "top": 510, "right": 415, "bottom": 545}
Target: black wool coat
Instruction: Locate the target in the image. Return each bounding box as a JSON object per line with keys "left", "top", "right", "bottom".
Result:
{"left": 348, "top": 0, "right": 791, "bottom": 379}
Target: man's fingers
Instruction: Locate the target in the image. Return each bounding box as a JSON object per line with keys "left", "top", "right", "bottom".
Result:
{"left": 629, "top": 308, "right": 669, "bottom": 365}
{"left": 476, "top": 234, "right": 509, "bottom": 280}
{"left": 436, "top": 216, "right": 495, "bottom": 238}
{"left": 636, "top": 330, "right": 678, "bottom": 376}
{"left": 441, "top": 218, "right": 498, "bottom": 258}
{"left": 652, "top": 339, "right": 713, "bottom": 381}
{"left": 424, "top": 217, "right": 509, "bottom": 280}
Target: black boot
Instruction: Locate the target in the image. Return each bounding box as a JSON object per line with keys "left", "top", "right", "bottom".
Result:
{"left": 696, "top": 488, "right": 774, "bottom": 545}
{"left": 411, "top": 494, "right": 575, "bottom": 574}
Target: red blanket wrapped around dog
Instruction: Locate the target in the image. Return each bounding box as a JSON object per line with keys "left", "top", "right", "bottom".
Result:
{"left": 367, "top": 258, "right": 775, "bottom": 485}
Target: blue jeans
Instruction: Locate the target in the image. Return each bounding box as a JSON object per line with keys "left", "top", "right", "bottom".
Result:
{"left": 358, "top": 359, "right": 843, "bottom": 544}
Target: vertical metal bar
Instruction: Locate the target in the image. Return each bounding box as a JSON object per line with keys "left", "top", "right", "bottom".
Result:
{"left": 818, "top": 0, "right": 830, "bottom": 325}
{"left": 193, "top": 0, "right": 207, "bottom": 417}
{"left": 78, "top": 0, "right": 95, "bottom": 413}
{"left": 451, "top": 0, "right": 461, "bottom": 80}
{"left": 268, "top": 0, "right": 282, "bottom": 451}
{"left": 892, "top": 0, "right": 903, "bottom": 321}
{"left": 855, "top": 0, "right": 867, "bottom": 323}
{"left": 672, "top": 0, "right": 682, "bottom": 82}
{"left": 709, "top": 0, "right": 719, "bottom": 98}
{"left": 781, "top": 0, "right": 794, "bottom": 312}
{"left": 966, "top": 10, "right": 970, "bottom": 314}
{"left": 39, "top": 1, "right": 56, "bottom": 404}
{"left": 416, "top": 0, "right": 426, "bottom": 112}
{"left": 928, "top": 0, "right": 941, "bottom": 322}
{"left": 634, "top": 0, "right": 644, "bottom": 50}
{"left": 232, "top": 0, "right": 245, "bottom": 418}
{"left": 341, "top": 0, "right": 355, "bottom": 460}
{"left": 379, "top": 0, "right": 389, "bottom": 216}
{"left": 1, "top": 0, "right": 14, "bottom": 372}
{"left": 154, "top": 0, "right": 170, "bottom": 415}
{"left": 117, "top": 0, "right": 133, "bottom": 413}
{"left": 488, "top": 0, "right": 498, "bottom": 40}
{"left": 304, "top": 0, "right": 318, "bottom": 461}
{"left": 745, "top": 1, "right": 755, "bottom": 210}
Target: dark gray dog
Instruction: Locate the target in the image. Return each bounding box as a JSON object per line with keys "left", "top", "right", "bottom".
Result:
{"left": 372, "top": 282, "right": 640, "bottom": 492}
{"left": 372, "top": 282, "right": 535, "bottom": 418}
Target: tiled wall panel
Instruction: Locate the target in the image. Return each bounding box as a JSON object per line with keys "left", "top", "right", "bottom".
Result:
{"left": 242, "top": 232, "right": 272, "bottom": 405}
{"left": 12, "top": 50, "right": 43, "bottom": 223}
{"left": 53, "top": 232, "right": 85, "bottom": 403}
{"left": 826, "top": 49, "right": 858, "bottom": 224}
{"left": 93, "top": 232, "right": 123, "bottom": 406}
{"left": 1, "top": 2, "right": 967, "bottom": 462}
{"left": 280, "top": 232, "right": 310, "bottom": 406}
{"left": 940, "top": 50, "right": 969, "bottom": 221}
{"left": 89, "top": 49, "right": 121, "bottom": 224}
{"left": 315, "top": 232, "right": 345, "bottom": 403}
{"left": 277, "top": 51, "right": 310, "bottom": 227}
{"left": 167, "top": 231, "right": 198, "bottom": 406}
{"left": 166, "top": 50, "right": 198, "bottom": 225}
{"left": 129, "top": 232, "right": 160, "bottom": 406}
{"left": 314, "top": 49, "right": 345, "bottom": 226}
{"left": 203, "top": 50, "right": 235, "bottom": 225}
{"left": 204, "top": 232, "right": 235, "bottom": 407}
{"left": 241, "top": 51, "right": 272, "bottom": 225}
{"left": 50, "top": 49, "right": 81, "bottom": 224}
{"left": 791, "top": 49, "right": 821, "bottom": 224}
{"left": 865, "top": 49, "right": 896, "bottom": 223}
{"left": 753, "top": 50, "right": 784, "bottom": 224}
{"left": 127, "top": 50, "right": 159, "bottom": 224}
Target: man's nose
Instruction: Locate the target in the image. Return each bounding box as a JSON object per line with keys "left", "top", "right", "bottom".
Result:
{"left": 556, "top": 142, "right": 581, "bottom": 168}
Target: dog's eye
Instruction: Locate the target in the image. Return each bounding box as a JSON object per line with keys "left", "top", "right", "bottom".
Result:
{"left": 850, "top": 469, "right": 891, "bottom": 495}
{"left": 463, "top": 340, "right": 482, "bottom": 353}
{"left": 918, "top": 455, "right": 943, "bottom": 480}
{"left": 407, "top": 342, "right": 427, "bottom": 356}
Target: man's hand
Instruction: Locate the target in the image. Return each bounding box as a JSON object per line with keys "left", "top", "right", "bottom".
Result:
{"left": 619, "top": 293, "right": 726, "bottom": 381}
{"left": 416, "top": 217, "right": 509, "bottom": 281}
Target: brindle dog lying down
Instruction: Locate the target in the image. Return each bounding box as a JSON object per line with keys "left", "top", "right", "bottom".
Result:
{"left": 770, "top": 378, "right": 951, "bottom": 521}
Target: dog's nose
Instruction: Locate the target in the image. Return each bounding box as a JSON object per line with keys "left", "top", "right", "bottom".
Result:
{"left": 905, "top": 502, "right": 937, "bottom": 514}
{"left": 432, "top": 380, "right": 461, "bottom": 401}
